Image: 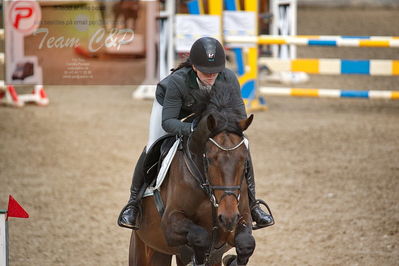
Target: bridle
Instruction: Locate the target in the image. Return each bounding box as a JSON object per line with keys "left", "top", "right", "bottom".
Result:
{"left": 183, "top": 133, "right": 247, "bottom": 263}
{"left": 183, "top": 132, "right": 247, "bottom": 209}
{"left": 205, "top": 136, "right": 246, "bottom": 208}
{"left": 208, "top": 137, "right": 245, "bottom": 152}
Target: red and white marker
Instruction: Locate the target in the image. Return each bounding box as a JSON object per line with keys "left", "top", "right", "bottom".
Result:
{"left": 1, "top": 195, "right": 29, "bottom": 266}
{"left": 18, "top": 85, "right": 49, "bottom": 106}
{"left": 0, "top": 83, "right": 49, "bottom": 107}
{"left": 0, "top": 84, "right": 24, "bottom": 107}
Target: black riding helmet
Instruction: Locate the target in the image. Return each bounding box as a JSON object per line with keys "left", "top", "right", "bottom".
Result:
{"left": 189, "top": 37, "right": 226, "bottom": 74}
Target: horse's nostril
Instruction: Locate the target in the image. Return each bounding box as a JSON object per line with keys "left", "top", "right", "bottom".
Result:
{"left": 218, "top": 214, "right": 225, "bottom": 224}
{"left": 218, "top": 213, "right": 240, "bottom": 231}
{"left": 233, "top": 214, "right": 239, "bottom": 224}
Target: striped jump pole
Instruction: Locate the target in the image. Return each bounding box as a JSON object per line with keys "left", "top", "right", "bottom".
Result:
{"left": 225, "top": 35, "right": 399, "bottom": 48}
{"left": 259, "top": 58, "right": 399, "bottom": 76}
{"left": 288, "top": 35, "right": 399, "bottom": 40}
{"left": 260, "top": 87, "right": 399, "bottom": 100}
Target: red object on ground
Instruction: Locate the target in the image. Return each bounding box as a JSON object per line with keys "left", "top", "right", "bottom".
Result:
{"left": 7, "top": 195, "right": 29, "bottom": 220}
{"left": 74, "top": 46, "right": 98, "bottom": 58}
{"left": 8, "top": 85, "right": 19, "bottom": 102}
{"left": 39, "top": 87, "right": 48, "bottom": 99}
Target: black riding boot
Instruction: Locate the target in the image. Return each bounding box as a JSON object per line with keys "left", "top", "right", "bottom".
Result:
{"left": 246, "top": 154, "right": 274, "bottom": 229}
{"left": 118, "top": 149, "right": 147, "bottom": 229}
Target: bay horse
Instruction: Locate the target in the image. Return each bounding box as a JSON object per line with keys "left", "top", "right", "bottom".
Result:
{"left": 129, "top": 88, "right": 256, "bottom": 266}
{"left": 113, "top": 0, "right": 139, "bottom": 30}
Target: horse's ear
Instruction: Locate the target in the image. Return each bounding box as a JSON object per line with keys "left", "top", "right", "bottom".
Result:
{"left": 207, "top": 114, "right": 217, "bottom": 132}
{"left": 237, "top": 114, "right": 254, "bottom": 131}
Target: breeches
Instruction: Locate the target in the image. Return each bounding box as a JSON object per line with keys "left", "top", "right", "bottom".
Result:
{"left": 146, "top": 99, "right": 167, "bottom": 152}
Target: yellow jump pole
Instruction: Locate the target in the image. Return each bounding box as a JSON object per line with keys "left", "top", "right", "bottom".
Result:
{"left": 241, "top": 0, "right": 267, "bottom": 111}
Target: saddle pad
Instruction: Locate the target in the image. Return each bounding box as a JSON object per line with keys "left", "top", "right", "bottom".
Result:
{"left": 143, "top": 138, "right": 181, "bottom": 197}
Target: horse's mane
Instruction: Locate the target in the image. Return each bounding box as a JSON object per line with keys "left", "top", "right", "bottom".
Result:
{"left": 190, "top": 85, "right": 245, "bottom": 137}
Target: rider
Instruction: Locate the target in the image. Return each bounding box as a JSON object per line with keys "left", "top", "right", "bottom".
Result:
{"left": 118, "top": 37, "right": 274, "bottom": 230}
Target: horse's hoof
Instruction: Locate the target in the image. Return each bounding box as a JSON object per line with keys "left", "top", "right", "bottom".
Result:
{"left": 222, "top": 254, "right": 237, "bottom": 266}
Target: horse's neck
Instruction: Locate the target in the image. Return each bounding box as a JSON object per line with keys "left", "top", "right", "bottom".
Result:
{"left": 182, "top": 136, "right": 211, "bottom": 195}
{"left": 186, "top": 136, "right": 205, "bottom": 169}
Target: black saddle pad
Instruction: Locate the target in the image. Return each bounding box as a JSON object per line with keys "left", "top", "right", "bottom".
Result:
{"left": 143, "top": 134, "right": 176, "bottom": 183}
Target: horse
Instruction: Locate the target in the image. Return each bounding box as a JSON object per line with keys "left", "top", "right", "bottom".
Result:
{"left": 112, "top": 0, "right": 139, "bottom": 30}
{"left": 129, "top": 88, "right": 256, "bottom": 266}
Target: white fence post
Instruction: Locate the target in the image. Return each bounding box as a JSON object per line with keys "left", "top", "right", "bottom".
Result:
{"left": 0, "top": 211, "right": 8, "bottom": 266}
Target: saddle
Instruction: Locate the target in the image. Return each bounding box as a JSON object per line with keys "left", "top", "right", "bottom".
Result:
{"left": 143, "top": 134, "right": 177, "bottom": 184}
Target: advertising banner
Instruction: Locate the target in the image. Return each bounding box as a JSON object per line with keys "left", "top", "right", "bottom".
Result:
{"left": 4, "top": 0, "right": 155, "bottom": 85}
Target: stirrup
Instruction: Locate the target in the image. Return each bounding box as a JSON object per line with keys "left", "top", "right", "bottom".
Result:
{"left": 117, "top": 202, "right": 141, "bottom": 230}
{"left": 251, "top": 199, "right": 275, "bottom": 230}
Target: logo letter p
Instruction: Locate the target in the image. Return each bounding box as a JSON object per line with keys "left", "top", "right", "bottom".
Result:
{"left": 13, "top": 7, "right": 33, "bottom": 29}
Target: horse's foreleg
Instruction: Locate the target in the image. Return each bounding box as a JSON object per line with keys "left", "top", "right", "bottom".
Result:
{"left": 162, "top": 211, "right": 211, "bottom": 265}
{"left": 150, "top": 251, "right": 172, "bottom": 266}
{"left": 129, "top": 231, "right": 173, "bottom": 266}
{"left": 129, "top": 232, "right": 147, "bottom": 266}
{"left": 175, "top": 256, "right": 186, "bottom": 266}
{"left": 233, "top": 219, "right": 255, "bottom": 266}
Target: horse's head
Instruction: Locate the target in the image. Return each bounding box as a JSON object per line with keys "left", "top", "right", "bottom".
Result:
{"left": 205, "top": 114, "right": 253, "bottom": 232}
{"left": 189, "top": 87, "right": 254, "bottom": 232}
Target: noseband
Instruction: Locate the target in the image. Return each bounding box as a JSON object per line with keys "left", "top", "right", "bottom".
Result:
{"left": 205, "top": 137, "right": 246, "bottom": 208}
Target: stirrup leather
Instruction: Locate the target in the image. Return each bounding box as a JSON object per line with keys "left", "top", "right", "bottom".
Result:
{"left": 251, "top": 199, "right": 275, "bottom": 230}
